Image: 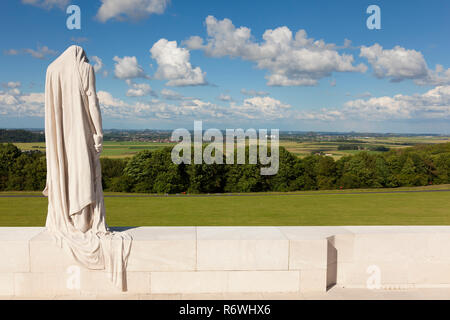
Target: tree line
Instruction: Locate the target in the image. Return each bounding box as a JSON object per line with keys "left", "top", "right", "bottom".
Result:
{"left": 337, "top": 144, "right": 390, "bottom": 152}
{"left": 0, "top": 129, "right": 45, "bottom": 143}
{"left": 1, "top": 142, "right": 450, "bottom": 193}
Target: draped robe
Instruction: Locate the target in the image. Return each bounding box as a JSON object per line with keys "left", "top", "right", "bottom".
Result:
{"left": 44, "top": 45, "right": 132, "bottom": 291}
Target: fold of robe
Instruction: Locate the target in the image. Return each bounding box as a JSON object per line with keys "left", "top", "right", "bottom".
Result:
{"left": 44, "top": 45, "right": 132, "bottom": 291}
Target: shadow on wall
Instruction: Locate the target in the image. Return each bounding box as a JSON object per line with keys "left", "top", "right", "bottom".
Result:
{"left": 327, "top": 238, "right": 338, "bottom": 290}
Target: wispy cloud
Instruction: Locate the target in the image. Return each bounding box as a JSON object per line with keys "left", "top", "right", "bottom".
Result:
{"left": 71, "top": 37, "right": 89, "bottom": 43}
{"left": 21, "top": 0, "right": 69, "bottom": 10}
{"left": 240, "top": 89, "right": 269, "bottom": 97}
{"left": 4, "top": 45, "right": 57, "bottom": 59}
{"left": 125, "top": 80, "right": 156, "bottom": 97}
{"left": 217, "top": 94, "right": 233, "bottom": 102}
{"left": 96, "top": 0, "right": 170, "bottom": 22}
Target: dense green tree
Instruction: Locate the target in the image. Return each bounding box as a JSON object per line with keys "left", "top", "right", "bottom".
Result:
{"left": 0, "top": 144, "right": 22, "bottom": 189}
{"left": 124, "top": 147, "right": 187, "bottom": 193}
{"left": 373, "top": 156, "right": 389, "bottom": 188}
{"left": 316, "top": 156, "right": 336, "bottom": 189}
{"left": 338, "top": 152, "right": 380, "bottom": 188}
{"left": 1, "top": 142, "right": 450, "bottom": 194}
{"left": 224, "top": 163, "right": 266, "bottom": 192}
{"left": 186, "top": 163, "right": 226, "bottom": 193}
{"left": 287, "top": 158, "right": 307, "bottom": 191}
{"left": 434, "top": 153, "right": 450, "bottom": 184}
{"left": 101, "top": 158, "right": 128, "bottom": 191}
{"left": 108, "top": 175, "right": 135, "bottom": 192}
{"left": 267, "top": 147, "right": 299, "bottom": 191}
{"left": 299, "top": 155, "right": 320, "bottom": 190}
{"left": 185, "top": 146, "right": 226, "bottom": 193}
{"left": 7, "top": 151, "right": 45, "bottom": 191}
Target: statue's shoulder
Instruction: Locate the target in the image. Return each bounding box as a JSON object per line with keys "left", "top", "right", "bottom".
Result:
{"left": 79, "top": 60, "right": 93, "bottom": 71}
{"left": 46, "top": 59, "right": 60, "bottom": 73}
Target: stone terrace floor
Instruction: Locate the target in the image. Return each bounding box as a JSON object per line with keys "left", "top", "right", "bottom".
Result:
{"left": 1, "top": 287, "right": 450, "bottom": 300}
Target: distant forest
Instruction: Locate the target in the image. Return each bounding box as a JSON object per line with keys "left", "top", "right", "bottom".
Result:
{"left": 0, "top": 129, "right": 44, "bottom": 143}
{"left": 1, "top": 142, "right": 450, "bottom": 193}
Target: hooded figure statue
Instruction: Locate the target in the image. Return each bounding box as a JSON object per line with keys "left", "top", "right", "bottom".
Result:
{"left": 44, "top": 45, "right": 132, "bottom": 291}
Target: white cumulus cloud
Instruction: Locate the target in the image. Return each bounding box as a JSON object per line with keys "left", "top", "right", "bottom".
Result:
{"left": 360, "top": 43, "right": 450, "bottom": 85}
{"left": 150, "top": 38, "right": 207, "bottom": 86}
{"left": 342, "top": 85, "right": 450, "bottom": 120}
{"left": 231, "top": 96, "right": 291, "bottom": 120}
{"left": 293, "top": 85, "right": 450, "bottom": 122}
{"left": 113, "top": 55, "right": 147, "bottom": 79}
{"left": 360, "top": 44, "right": 429, "bottom": 82}
{"left": 96, "top": 88, "right": 292, "bottom": 121}
{"left": 0, "top": 83, "right": 44, "bottom": 117}
{"left": 185, "top": 16, "right": 367, "bottom": 86}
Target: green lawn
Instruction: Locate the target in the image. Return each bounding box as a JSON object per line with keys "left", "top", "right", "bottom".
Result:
{"left": 1, "top": 187, "right": 449, "bottom": 226}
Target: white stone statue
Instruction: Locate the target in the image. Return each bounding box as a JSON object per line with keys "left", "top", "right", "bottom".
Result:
{"left": 43, "top": 45, "right": 132, "bottom": 291}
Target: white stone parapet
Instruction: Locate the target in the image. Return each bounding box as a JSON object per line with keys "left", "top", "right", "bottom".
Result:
{"left": 1, "top": 226, "right": 450, "bottom": 297}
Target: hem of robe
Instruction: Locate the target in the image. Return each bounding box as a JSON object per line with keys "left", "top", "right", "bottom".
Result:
{"left": 45, "top": 227, "right": 132, "bottom": 291}
{"left": 69, "top": 198, "right": 95, "bottom": 216}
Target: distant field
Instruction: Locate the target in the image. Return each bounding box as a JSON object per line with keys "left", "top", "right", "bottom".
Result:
{"left": 1, "top": 185, "right": 449, "bottom": 226}
{"left": 13, "top": 141, "right": 175, "bottom": 158}
{"left": 281, "top": 136, "right": 450, "bottom": 159}
{"left": 12, "top": 136, "right": 450, "bottom": 159}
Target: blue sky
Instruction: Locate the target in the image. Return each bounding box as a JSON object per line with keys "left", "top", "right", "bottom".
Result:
{"left": 0, "top": 0, "right": 449, "bottom": 133}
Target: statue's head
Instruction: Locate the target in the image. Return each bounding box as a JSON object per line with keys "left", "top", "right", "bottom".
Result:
{"left": 64, "top": 45, "right": 89, "bottom": 64}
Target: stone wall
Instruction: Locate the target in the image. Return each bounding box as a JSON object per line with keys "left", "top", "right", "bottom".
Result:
{"left": 1, "top": 226, "right": 450, "bottom": 297}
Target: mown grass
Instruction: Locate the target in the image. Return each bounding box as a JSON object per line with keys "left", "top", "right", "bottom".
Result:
{"left": 1, "top": 185, "right": 449, "bottom": 227}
